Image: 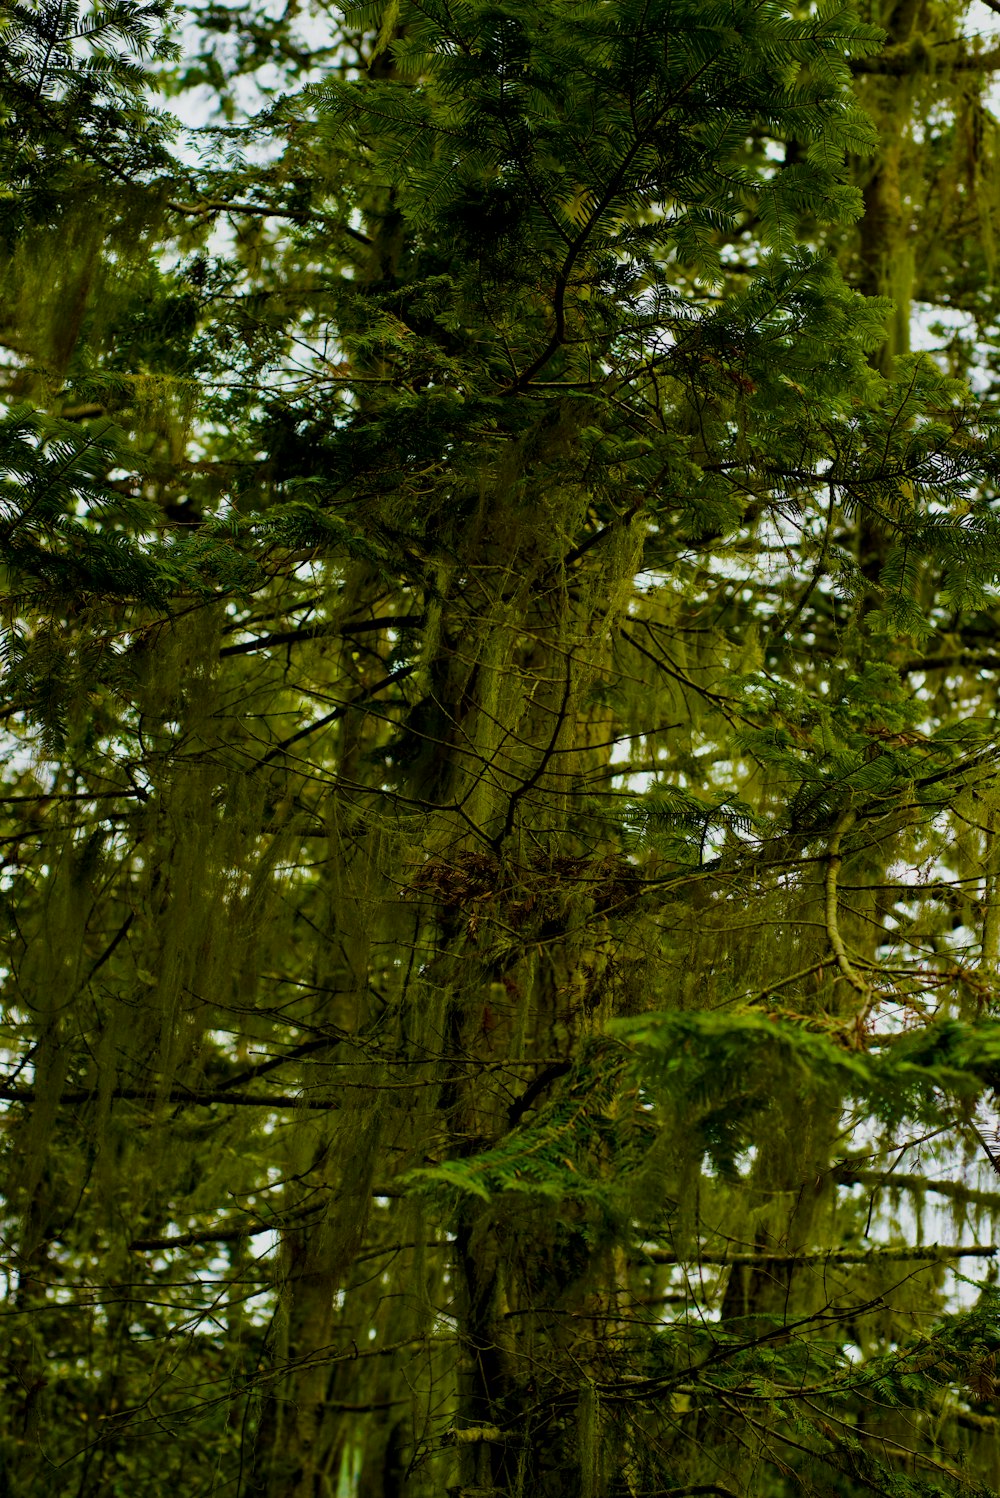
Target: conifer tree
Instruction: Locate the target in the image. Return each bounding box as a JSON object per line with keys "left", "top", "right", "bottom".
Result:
{"left": 6, "top": 2, "right": 1000, "bottom": 1496}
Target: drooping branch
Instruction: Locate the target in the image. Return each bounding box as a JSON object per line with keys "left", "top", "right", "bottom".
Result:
{"left": 824, "top": 809, "right": 870, "bottom": 1002}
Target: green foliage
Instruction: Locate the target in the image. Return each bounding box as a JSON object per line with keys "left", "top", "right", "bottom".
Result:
{"left": 5, "top": 2, "right": 1000, "bottom": 1498}
{"left": 0, "top": 0, "right": 176, "bottom": 196}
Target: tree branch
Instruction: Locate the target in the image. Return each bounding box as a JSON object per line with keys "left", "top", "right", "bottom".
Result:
{"left": 259, "top": 663, "right": 416, "bottom": 764}
{"left": 167, "top": 200, "right": 371, "bottom": 243}
{"left": 900, "top": 651, "right": 1000, "bottom": 675}
{"left": 444, "top": 1426, "right": 505, "bottom": 1445}
{"left": 494, "top": 655, "right": 574, "bottom": 846}
{"left": 825, "top": 809, "right": 870, "bottom": 1002}
{"left": 0, "top": 1081, "right": 330, "bottom": 1109}
{"left": 639, "top": 1244, "right": 998, "bottom": 1265}
{"left": 220, "top": 615, "right": 423, "bottom": 658}
{"left": 834, "top": 1166, "right": 1000, "bottom": 1209}
{"left": 851, "top": 42, "right": 1000, "bottom": 76}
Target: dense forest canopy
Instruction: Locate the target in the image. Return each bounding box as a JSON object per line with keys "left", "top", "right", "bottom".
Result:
{"left": 9, "top": 0, "right": 1000, "bottom": 1494}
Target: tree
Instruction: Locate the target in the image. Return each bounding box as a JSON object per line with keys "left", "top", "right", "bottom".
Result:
{"left": 5, "top": 0, "right": 1000, "bottom": 1494}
